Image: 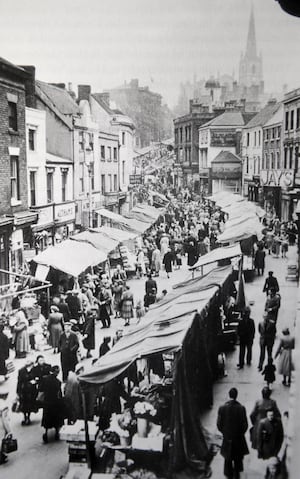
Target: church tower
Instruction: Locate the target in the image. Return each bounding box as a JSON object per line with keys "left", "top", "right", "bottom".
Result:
{"left": 239, "top": 7, "right": 263, "bottom": 87}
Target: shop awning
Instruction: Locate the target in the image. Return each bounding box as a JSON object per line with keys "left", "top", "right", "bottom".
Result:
{"left": 32, "top": 239, "right": 107, "bottom": 277}
{"left": 207, "top": 192, "right": 245, "bottom": 208}
{"left": 189, "top": 244, "right": 242, "bottom": 270}
{"left": 217, "top": 217, "right": 264, "bottom": 243}
{"left": 223, "top": 201, "right": 265, "bottom": 219}
{"left": 149, "top": 190, "right": 169, "bottom": 204}
{"left": 80, "top": 265, "right": 232, "bottom": 384}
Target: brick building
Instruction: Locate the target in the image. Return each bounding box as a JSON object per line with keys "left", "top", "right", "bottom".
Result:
{"left": 174, "top": 100, "right": 218, "bottom": 191}
{"left": 0, "top": 58, "right": 37, "bottom": 277}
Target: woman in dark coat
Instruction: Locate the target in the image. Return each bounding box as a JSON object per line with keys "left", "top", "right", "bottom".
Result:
{"left": 17, "top": 359, "right": 38, "bottom": 425}
{"left": 255, "top": 245, "right": 266, "bottom": 276}
{"left": 187, "top": 241, "right": 198, "bottom": 267}
{"left": 41, "top": 365, "right": 64, "bottom": 443}
{"left": 98, "top": 379, "right": 129, "bottom": 430}
{"left": 163, "top": 249, "right": 173, "bottom": 279}
{"left": 0, "top": 324, "right": 9, "bottom": 377}
{"left": 82, "top": 310, "right": 96, "bottom": 358}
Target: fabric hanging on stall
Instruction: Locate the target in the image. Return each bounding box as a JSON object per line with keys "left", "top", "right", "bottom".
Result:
{"left": 171, "top": 314, "right": 213, "bottom": 473}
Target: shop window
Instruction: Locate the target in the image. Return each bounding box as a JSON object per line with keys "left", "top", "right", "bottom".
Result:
{"left": 101, "top": 145, "right": 105, "bottom": 160}
{"left": 114, "top": 174, "right": 118, "bottom": 191}
{"left": 29, "top": 170, "right": 36, "bottom": 206}
{"left": 61, "top": 169, "right": 68, "bottom": 202}
{"left": 101, "top": 174, "right": 106, "bottom": 194}
{"left": 46, "top": 170, "right": 54, "bottom": 203}
{"left": 10, "top": 156, "right": 20, "bottom": 201}
{"left": 113, "top": 147, "right": 118, "bottom": 161}
{"left": 28, "top": 129, "right": 35, "bottom": 151}
{"left": 8, "top": 101, "right": 18, "bottom": 131}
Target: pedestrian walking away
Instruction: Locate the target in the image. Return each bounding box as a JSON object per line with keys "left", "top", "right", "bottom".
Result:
{"left": 40, "top": 365, "right": 65, "bottom": 443}
{"left": 274, "top": 327, "right": 295, "bottom": 386}
{"left": 263, "top": 272, "right": 279, "bottom": 296}
{"left": 262, "top": 358, "right": 276, "bottom": 388}
{"left": 258, "top": 313, "right": 276, "bottom": 371}
{"left": 217, "top": 387, "right": 249, "bottom": 479}
{"left": 237, "top": 306, "right": 255, "bottom": 369}
{"left": 16, "top": 359, "right": 38, "bottom": 425}
{"left": 250, "top": 386, "right": 281, "bottom": 451}
{"left": 82, "top": 309, "right": 96, "bottom": 358}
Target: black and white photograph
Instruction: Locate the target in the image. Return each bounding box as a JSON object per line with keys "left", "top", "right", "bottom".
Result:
{"left": 0, "top": 0, "right": 300, "bottom": 478}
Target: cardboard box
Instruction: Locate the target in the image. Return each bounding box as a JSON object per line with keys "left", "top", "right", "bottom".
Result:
{"left": 60, "top": 421, "right": 99, "bottom": 442}
{"left": 131, "top": 433, "right": 164, "bottom": 452}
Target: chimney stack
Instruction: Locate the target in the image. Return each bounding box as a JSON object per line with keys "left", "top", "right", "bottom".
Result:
{"left": 78, "top": 85, "right": 91, "bottom": 102}
{"left": 20, "top": 65, "right": 36, "bottom": 108}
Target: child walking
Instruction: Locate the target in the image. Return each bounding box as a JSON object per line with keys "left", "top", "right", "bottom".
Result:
{"left": 262, "top": 357, "right": 276, "bottom": 388}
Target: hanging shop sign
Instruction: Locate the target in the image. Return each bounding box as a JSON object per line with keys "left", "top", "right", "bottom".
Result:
{"left": 260, "top": 169, "right": 294, "bottom": 188}
{"left": 35, "top": 205, "right": 54, "bottom": 226}
{"left": 129, "top": 174, "right": 143, "bottom": 185}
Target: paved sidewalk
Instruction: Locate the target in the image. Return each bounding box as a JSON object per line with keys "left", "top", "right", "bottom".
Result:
{"left": 201, "top": 246, "right": 298, "bottom": 479}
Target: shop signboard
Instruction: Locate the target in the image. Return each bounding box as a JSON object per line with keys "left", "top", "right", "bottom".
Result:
{"left": 260, "top": 169, "right": 294, "bottom": 188}
{"left": 54, "top": 202, "right": 76, "bottom": 224}
{"left": 211, "top": 130, "right": 236, "bottom": 147}
{"left": 129, "top": 174, "right": 143, "bottom": 185}
{"left": 82, "top": 193, "right": 102, "bottom": 211}
{"left": 36, "top": 205, "right": 54, "bottom": 226}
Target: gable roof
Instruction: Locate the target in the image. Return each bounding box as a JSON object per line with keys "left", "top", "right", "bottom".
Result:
{"left": 36, "top": 80, "right": 79, "bottom": 116}
{"left": 211, "top": 150, "right": 242, "bottom": 164}
{"left": 244, "top": 101, "right": 279, "bottom": 128}
{"left": 92, "top": 93, "right": 114, "bottom": 114}
{"left": 200, "top": 111, "right": 246, "bottom": 129}
{"left": 263, "top": 103, "right": 283, "bottom": 128}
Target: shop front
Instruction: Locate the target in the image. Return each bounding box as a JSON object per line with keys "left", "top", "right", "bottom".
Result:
{"left": 260, "top": 168, "right": 295, "bottom": 221}
{"left": 12, "top": 210, "right": 38, "bottom": 272}
{"left": 54, "top": 201, "right": 76, "bottom": 243}
{"left": 31, "top": 204, "right": 55, "bottom": 253}
{"left": 77, "top": 193, "right": 103, "bottom": 229}
{"left": 0, "top": 217, "right": 13, "bottom": 284}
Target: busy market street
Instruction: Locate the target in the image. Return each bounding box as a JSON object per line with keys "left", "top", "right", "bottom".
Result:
{"left": 2, "top": 2, "right": 300, "bottom": 479}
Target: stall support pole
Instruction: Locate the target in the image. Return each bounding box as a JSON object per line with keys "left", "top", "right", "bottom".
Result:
{"left": 81, "top": 389, "right": 92, "bottom": 471}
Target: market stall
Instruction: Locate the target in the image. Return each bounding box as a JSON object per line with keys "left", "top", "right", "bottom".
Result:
{"left": 189, "top": 244, "right": 242, "bottom": 277}
{"left": 71, "top": 265, "right": 237, "bottom": 478}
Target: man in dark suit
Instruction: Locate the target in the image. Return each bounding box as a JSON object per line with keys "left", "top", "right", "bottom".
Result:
{"left": 217, "top": 387, "right": 249, "bottom": 479}
{"left": 58, "top": 323, "right": 79, "bottom": 381}
{"left": 237, "top": 307, "right": 255, "bottom": 368}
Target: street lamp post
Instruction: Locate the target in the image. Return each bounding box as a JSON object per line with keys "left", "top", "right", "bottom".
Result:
{"left": 83, "top": 133, "right": 93, "bottom": 228}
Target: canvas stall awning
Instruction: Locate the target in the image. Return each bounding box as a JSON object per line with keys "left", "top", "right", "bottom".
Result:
{"left": 189, "top": 244, "right": 242, "bottom": 270}
{"left": 91, "top": 226, "right": 137, "bottom": 242}
{"left": 97, "top": 208, "right": 150, "bottom": 234}
{"left": 33, "top": 239, "right": 107, "bottom": 277}
{"left": 79, "top": 265, "right": 232, "bottom": 385}
{"left": 217, "top": 217, "right": 264, "bottom": 243}
{"left": 149, "top": 190, "right": 169, "bottom": 204}
{"left": 223, "top": 201, "right": 265, "bottom": 219}
{"left": 70, "top": 230, "right": 119, "bottom": 254}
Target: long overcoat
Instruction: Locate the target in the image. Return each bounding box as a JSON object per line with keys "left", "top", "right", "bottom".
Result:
{"left": 217, "top": 399, "right": 249, "bottom": 460}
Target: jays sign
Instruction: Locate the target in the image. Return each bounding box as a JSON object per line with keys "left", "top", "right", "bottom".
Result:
{"left": 260, "top": 169, "right": 294, "bottom": 188}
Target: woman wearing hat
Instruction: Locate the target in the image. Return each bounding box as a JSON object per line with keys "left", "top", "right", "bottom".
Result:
{"left": 48, "top": 306, "right": 64, "bottom": 354}
{"left": 0, "top": 385, "right": 12, "bottom": 464}
{"left": 16, "top": 359, "right": 38, "bottom": 425}
{"left": 275, "top": 328, "right": 295, "bottom": 386}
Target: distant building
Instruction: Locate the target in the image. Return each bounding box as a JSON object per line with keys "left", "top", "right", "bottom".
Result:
{"left": 241, "top": 100, "right": 280, "bottom": 202}
{"left": 109, "top": 79, "right": 171, "bottom": 147}
{"left": 198, "top": 111, "right": 253, "bottom": 194}
{"left": 211, "top": 151, "right": 242, "bottom": 194}
{"left": 0, "top": 58, "right": 37, "bottom": 277}
{"left": 174, "top": 100, "right": 219, "bottom": 190}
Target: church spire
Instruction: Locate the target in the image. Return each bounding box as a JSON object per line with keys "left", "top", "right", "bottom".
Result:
{"left": 245, "top": 6, "right": 257, "bottom": 59}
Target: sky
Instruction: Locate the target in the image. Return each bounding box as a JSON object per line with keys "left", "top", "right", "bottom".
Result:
{"left": 1, "top": 0, "right": 300, "bottom": 108}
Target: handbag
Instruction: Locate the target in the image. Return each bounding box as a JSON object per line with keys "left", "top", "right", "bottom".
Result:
{"left": 2, "top": 435, "right": 18, "bottom": 453}
{"left": 11, "top": 398, "right": 20, "bottom": 413}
